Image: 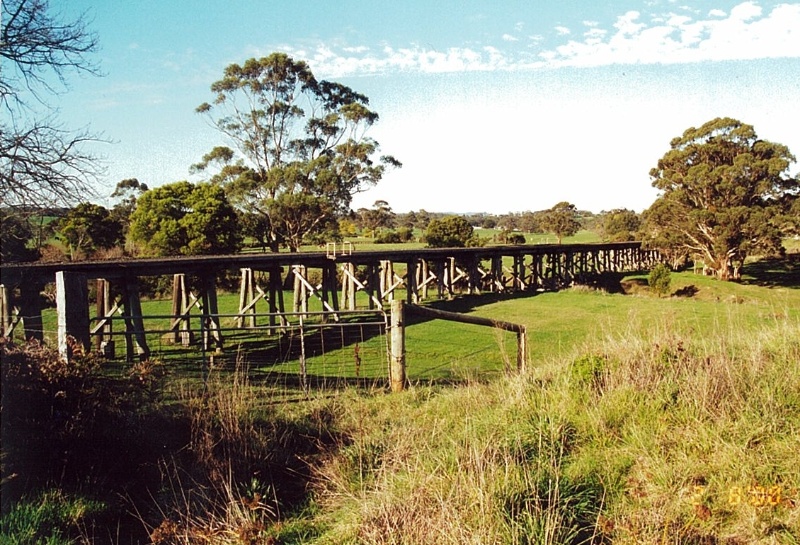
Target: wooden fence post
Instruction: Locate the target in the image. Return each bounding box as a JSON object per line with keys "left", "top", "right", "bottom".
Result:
{"left": 56, "top": 271, "right": 90, "bottom": 361}
{"left": 237, "top": 268, "right": 256, "bottom": 328}
{"left": 516, "top": 329, "right": 527, "bottom": 374}
{"left": 390, "top": 299, "right": 406, "bottom": 392}
{"left": 201, "top": 274, "right": 223, "bottom": 353}
{"left": 95, "top": 278, "right": 114, "bottom": 354}
{"left": 0, "top": 284, "right": 9, "bottom": 339}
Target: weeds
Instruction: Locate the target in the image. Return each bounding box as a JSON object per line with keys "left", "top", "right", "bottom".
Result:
{"left": 3, "top": 267, "right": 799, "bottom": 544}
{"left": 0, "top": 489, "right": 105, "bottom": 545}
{"left": 140, "top": 359, "right": 281, "bottom": 543}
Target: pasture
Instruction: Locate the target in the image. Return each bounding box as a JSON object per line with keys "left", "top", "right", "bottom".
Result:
{"left": 3, "top": 255, "right": 800, "bottom": 544}
{"left": 30, "top": 253, "right": 800, "bottom": 383}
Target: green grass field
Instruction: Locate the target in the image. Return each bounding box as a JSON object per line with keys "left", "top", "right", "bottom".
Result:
{"left": 31, "top": 255, "right": 800, "bottom": 387}
{"left": 5, "top": 255, "right": 800, "bottom": 544}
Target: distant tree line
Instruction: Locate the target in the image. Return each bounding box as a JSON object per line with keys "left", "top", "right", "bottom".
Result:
{"left": 1, "top": 0, "right": 797, "bottom": 280}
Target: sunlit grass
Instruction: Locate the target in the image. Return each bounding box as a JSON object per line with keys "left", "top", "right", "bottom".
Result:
{"left": 8, "top": 254, "right": 800, "bottom": 544}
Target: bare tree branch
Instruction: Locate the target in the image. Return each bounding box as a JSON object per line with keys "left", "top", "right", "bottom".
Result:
{"left": 0, "top": 117, "right": 104, "bottom": 208}
{"left": 0, "top": 0, "right": 104, "bottom": 212}
{"left": 1, "top": 0, "right": 100, "bottom": 110}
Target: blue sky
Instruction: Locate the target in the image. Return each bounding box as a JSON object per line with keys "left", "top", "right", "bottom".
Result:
{"left": 51, "top": 0, "right": 800, "bottom": 213}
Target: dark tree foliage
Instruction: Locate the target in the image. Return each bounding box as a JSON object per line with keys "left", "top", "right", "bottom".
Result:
{"left": 56, "top": 202, "right": 122, "bottom": 260}
{"left": 425, "top": 216, "right": 476, "bottom": 248}
{"left": 1, "top": 0, "right": 103, "bottom": 210}
{"left": 0, "top": 210, "right": 40, "bottom": 262}
{"left": 643, "top": 117, "right": 798, "bottom": 280}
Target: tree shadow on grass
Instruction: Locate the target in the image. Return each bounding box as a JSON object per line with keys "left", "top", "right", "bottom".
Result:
{"left": 740, "top": 256, "right": 800, "bottom": 289}
{"left": 674, "top": 284, "right": 699, "bottom": 298}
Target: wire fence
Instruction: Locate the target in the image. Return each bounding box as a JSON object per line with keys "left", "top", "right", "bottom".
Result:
{"left": 99, "top": 310, "right": 391, "bottom": 394}
{"left": 404, "top": 319, "right": 520, "bottom": 384}
{"left": 4, "top": 304, "right": 520, "bottom": 397}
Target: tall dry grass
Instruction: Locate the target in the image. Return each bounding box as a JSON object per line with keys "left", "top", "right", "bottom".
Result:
{"left": 302, "top": 316, "right": 800, "bottom": 544}
{"left": 143, "top": 360, "right": 279, "bottom": 545}
{"left": 581, "top": 317, "right": 800, "bottom": 543}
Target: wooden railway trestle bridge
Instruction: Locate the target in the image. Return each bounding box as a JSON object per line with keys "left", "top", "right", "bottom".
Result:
{"left": 0, "top": 242, "right": 660, "bottom": 362}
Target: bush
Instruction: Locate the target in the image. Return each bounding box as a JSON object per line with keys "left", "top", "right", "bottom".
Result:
{"left": 571, "top": 354, "right": 606, "bottom": 387}
{"left": 648, "top": 263, "right": 672, "bottom": 297}
{"left": 425, "top": 216, "right": 474, "bottom": 248}
{"left": 375, "top": 228, "right": 414, "bottom": 244}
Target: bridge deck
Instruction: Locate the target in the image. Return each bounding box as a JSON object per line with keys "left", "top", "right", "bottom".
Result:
{"left": 1, "top": 242, "right": 661, "bottom": 362}
{"left": 0, "top": 242, "right": 643, "bottom": 282}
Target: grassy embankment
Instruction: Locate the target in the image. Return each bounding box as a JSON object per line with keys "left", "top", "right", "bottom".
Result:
{"left": 3, "top": 248, "right": 800, "bottom": 543}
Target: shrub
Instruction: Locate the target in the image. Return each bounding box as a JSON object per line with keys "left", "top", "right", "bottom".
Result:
{"left": 425, "top": 216, "right": 474, "bottom": 248}
{"left": 571, "top": 354, "right": 606, "bottom": 387}
{"left": 648, "top": 263, "right": 672, "bottom": 297}
{"left": 374, "top": 228, "right": 413, "bottom": 244}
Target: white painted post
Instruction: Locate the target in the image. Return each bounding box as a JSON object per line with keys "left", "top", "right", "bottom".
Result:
{"left": 0, "top": 284, "right": 9, "bottom": 339}
{"left": 56, "top": 271, "right": 90, "bottom": 361}
{"left": 390, "top": 299, "right": 406, "bottom": 392}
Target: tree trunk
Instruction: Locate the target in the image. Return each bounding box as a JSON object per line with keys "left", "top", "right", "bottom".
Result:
{"left": 714, "top": 255, "right": 734, "bottom": 281}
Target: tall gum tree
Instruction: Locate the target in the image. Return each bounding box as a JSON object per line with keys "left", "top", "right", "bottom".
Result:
{"left": 644, "top": 117, "right": 798, "bottom": 280}
{"left": 195, "top": 53, "right": 400, "bottom": 252}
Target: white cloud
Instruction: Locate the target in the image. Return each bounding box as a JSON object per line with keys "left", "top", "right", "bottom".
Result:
{"left": 542, "top": 2, "right": 800, "bottom": 67}
{"left": 343, "top": 45, "right": 369, "bottom": 53}
{"left": 285, "top": 42, "right": 510, "bottom": 77}
{"left": 730, "top": 1, "right": 762, "bottom": 20}
{"left": 584, "top": 27, "right": 608, "bottom": 44}
{"left": 666, "top": 14, "right": 692, "bottom": 26}
{"left": 614, "top": 11, "right": 646, "bottom": 35}
{"left": 270, "top": 2, "right": 800, "bottom": 77}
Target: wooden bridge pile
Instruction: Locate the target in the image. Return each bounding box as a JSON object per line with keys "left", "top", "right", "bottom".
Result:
{"left": 0, "top": 242, "right": 660, "bottom": 361}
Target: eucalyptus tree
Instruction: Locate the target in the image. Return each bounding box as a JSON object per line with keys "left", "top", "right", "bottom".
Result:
{"left": 643, "top": 117, "right": 797, "bottom": 280}
{"left": 542, "top": 201, "right": 581, "bottom": 244}
{"left": 109, "top": 178, "right": 149, "bottom": 234}
{"left": 357, "top": 199, "right": 396, "bottom": 236}
{"left": 195, "top": 53, "right": 400, "bottom": 252}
